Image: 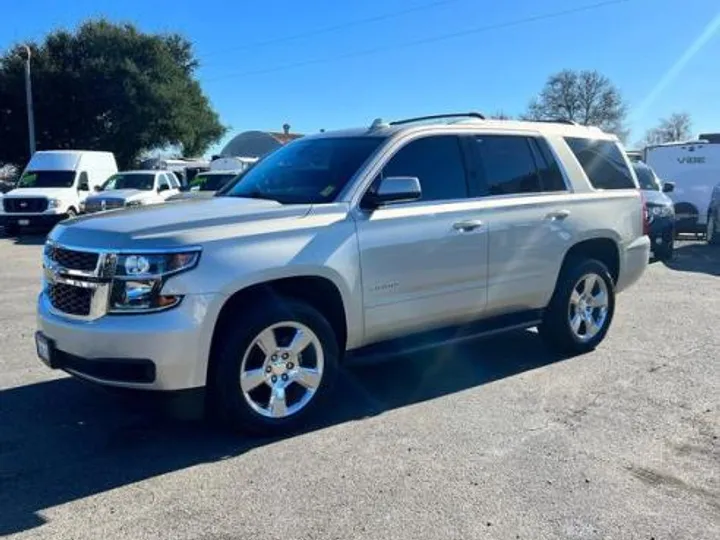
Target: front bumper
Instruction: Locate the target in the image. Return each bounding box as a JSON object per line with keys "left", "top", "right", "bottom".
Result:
{"left": 0, "top": 213, "right": 68, "bottom": 228}
{"left": 648, "top": 216, "right": 675, "bottom": 249}
{"left": 36, "top": 291, "right": 222, "bottom": 391}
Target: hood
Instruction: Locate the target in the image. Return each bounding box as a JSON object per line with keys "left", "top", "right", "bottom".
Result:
{"left": 51, "top": 197, "right": 313, "bottom": 250}
{"left": 4, "top": 187, "right": 75, "bottom": 199}
{"left": 86, "top": 189, "right": 150, "bottom": 202}
{"left": 642, "top": 188, "right": 673, "bottom": 206}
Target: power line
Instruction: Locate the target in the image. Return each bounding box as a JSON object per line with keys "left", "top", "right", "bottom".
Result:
{"left": 199, "top": 0, "right": 464, "bottom": 63}
{"left": 204, "top": 0, "right": 631, "bottom": 82}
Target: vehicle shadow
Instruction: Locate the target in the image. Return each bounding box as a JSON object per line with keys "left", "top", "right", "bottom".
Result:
{"left": 663, "top": 242, "right": 720, "bottom": 276}
{"left": 0, "top": 328, "right": 567, "bottom": 535}
{"left": 0, "top": 229, "right": 48, "bottom": 245}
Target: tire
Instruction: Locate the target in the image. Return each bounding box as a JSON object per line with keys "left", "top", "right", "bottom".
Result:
{"left": 707, "top": 213, "right": 719, "bottom": 245}
{"left": 538, "top": 258, "right": 615, "bottom": 355}
{"left": 208, "top": 297, "right": 339, "bottom": 435}
{"left": 654, "top": 238, "right": 675, "bottom": 261}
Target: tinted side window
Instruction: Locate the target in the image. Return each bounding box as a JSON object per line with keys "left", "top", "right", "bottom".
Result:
{"left": 158, "top": 175, "right": 170, "bottom": 190}
{"left": 532, "top": 139, "right": 567, "bottom": 191}
{"left": 382, "top": 136, "right": 468, "bottom": 201}
{"left": 473, "top": 136, "right": 542, "bottom": 195}
{"left": 564, "top": 137, "right": 636, "bottom": 190}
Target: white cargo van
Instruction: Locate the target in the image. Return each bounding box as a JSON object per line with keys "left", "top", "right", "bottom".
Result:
{"left": 0, "top": 150, "right": 117, "bottom": 234}
{"left": 644, "top": 139, "right": 720, "bottom": 236}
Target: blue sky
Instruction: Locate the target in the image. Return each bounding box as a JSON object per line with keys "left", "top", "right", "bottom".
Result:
{"left": 2, "top": 0, "right": 719, "bottom": 155}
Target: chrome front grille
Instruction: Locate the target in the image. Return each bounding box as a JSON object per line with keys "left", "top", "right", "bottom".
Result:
{"left": 48, "top": 283, "right": 93, "bottom": 316}
{"left": 47, "top": 245, "right": 99, "bottom": 272}
{"left": 43, "top": 243, "right": 114, "bottom": 320}
{"left": 84, "top": 198, "right": 124, "bottom": 213}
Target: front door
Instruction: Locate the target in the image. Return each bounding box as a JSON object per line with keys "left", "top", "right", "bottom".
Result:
{"left": 354, "top": 135, "right": 489, "bottom": 344}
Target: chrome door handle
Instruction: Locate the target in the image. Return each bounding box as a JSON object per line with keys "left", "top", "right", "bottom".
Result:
{"left": 453, "top": 219, "right": 484, "bottom": 232}
{"left": 545, "top": 209, "right": 571, "bottom": 221}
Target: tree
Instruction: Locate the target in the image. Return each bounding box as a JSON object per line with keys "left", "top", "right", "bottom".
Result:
{"left": 0, "top": 20, "right": 226, "bottom": 168}
{"left": 489, "top": 111, "right": 512, "bottom": 120}
{"left": 523, "top": 69, "right": 628, "bottom": 140}
{"left": 642, "top": 113, "right": 692, "bottom": 147}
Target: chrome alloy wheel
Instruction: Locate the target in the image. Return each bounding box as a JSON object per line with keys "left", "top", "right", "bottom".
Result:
{"left": 568, "top": 273, "right": 609, "bottom": 342}
{"left": 239, "top": 321, "right": 324, "bottom": 419}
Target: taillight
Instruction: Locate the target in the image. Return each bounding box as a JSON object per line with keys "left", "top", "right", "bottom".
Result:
{"left": 640, "top": 190, "right": 649, "bottom": 235}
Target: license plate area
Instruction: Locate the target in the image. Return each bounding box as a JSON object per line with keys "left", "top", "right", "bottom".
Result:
{"left": 35, "top": 332, "right": 56, "bottom": 368}
{"left": 18, "top": 219, "right": 30, "bottom": 226}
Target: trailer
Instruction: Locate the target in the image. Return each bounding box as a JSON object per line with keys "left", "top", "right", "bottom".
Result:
{"left": 644, "top": 139, "right": 720, "bottom": 236}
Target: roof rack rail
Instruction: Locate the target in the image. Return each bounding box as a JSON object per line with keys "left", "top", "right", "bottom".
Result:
{"left": 533, "top": 118, "right": 578, "bottom": 126}
{"left": 389, "top": 112, "right": 485, "bottom": 126}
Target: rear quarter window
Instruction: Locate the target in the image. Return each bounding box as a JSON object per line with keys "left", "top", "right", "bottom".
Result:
{"left": 564, "top": 137, "right": 636, "bottom": 190}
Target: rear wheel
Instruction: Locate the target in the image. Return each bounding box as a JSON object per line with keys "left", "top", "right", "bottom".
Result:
{"left": 707, "top": 213, "right": 719, "bottom": 245}
{"left": 539, "top": 258, "right": 615, "bottom": 355}
{"left": 209, "top": 297, "right": 339, "bottom": 435}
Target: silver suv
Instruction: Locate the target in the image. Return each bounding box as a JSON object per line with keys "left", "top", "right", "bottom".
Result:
{"left": 36, "top": 113, "right": 650, "bottom": 435}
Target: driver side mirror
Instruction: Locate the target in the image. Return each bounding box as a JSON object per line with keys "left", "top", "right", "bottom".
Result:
{"left": 78, "top": 182, "right": 89, "bottom": 192}
{"left": 158, "top": 184, "right": 169, "bottom": 193}
{"left": 662, "top": 181, "right": 675, "bottom": 193}
{"left": 93, "top": 185, "right": 102, "bottom": 192}
{"left": 361, "top": 176, "right": 422, "bottom": 209}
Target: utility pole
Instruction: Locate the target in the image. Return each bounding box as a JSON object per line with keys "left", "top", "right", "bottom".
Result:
{"left": 21, "top": 45, "right": 36, "bottom": 156}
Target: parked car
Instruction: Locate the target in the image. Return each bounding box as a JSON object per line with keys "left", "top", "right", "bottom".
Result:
{"left": 707, "top": 181, "right": 720, "bottom": 245}
{"left": 632, "top": 161, "right": 676, "bottom": 260}
{"left": 35, "top": 113, "right": 650, "bottom": 435}
{"left": 167, "top": 170, "right": 241, "bottom": 201}
{"left": 83, "top": 170, "right": 181, "bottom": 213}
{"left": 644, "top": 139, "right": 720, "bottom": 237}
{"left": 0, "top": 150, "right": 117, "bottom": 234}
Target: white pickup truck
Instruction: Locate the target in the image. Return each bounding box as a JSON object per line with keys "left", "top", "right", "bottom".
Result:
{"left": 83, "top": 170, "right": 181, "bottom": 213}
{"left": 35, "top": 114, "right": 650, "bottom": 435}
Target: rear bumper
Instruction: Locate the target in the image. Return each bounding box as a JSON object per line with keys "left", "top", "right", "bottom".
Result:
{"left": 616, "top": 235, "right": 650, "bottom": 293}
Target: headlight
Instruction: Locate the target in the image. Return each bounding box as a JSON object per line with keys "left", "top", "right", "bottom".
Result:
{"left": 109, "top": 250, "right": 201, "bottom": 313}
{"left": 125, "top": 200, "right": 143, "bottom": 207}
{"left": 47, "top": 198, "right": 61, "bottom": 209}
{"left": 649, "top": 205, "right": 673, "bottom": 218}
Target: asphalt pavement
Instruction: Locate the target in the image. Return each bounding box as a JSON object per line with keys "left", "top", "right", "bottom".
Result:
{"left": 0, "top": 235, "right": 718, "bottom": 540}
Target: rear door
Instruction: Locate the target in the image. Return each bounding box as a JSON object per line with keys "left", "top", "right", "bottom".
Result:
{"left": 354, "top": 134, "right": 489, "bottom": 343}
{"left": 466, "top": 134, "right": 573, "bottom": 315}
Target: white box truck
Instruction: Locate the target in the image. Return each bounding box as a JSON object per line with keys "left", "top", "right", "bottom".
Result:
{"left": 644, "top": 139, "right": 720, "bottom": 236}
{"left": 0, "top": 150, "right": 117, "bottom": 235}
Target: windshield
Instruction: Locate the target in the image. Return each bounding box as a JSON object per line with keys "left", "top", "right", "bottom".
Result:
{"left": 18, "top": 170, "right": 75, "bottom": 188}
{"left": 189, "top": 173, "right": 238, "bottom": 192}
{"left": 102, "top": 173, "right": 155, "bottom": 191}
{"left": 225, "top": 137, "right": 383, "bottom": 204}
{"left": 633, "top": 164, "right": 661, "bottom": 191}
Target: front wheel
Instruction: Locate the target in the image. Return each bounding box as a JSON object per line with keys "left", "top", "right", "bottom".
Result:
{"left": 538, "top": 258, "right": 616, "bottom": 355}
{"left": 209, "top": 298, "right": 339, "bottom": 435}
{"left": 707, "top": 213, "right": 719, "bottom": 245}
{"left": 654, "top": 237, "right": 675, "bottom": 261}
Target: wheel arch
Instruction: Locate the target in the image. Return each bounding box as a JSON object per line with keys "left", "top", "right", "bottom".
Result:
{"left": 207, "top": 274, "right": 351, "bottom": 383}
{"left": 559, "top": 236, "right": 621, "bottom": 285}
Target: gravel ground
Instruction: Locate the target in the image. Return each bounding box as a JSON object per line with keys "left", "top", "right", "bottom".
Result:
{"left": 0, "top": 235, "right": 718, "bottom": 540}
